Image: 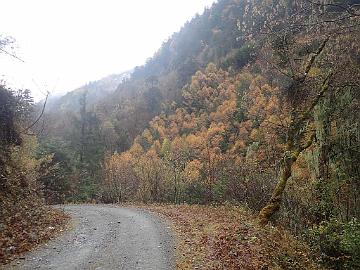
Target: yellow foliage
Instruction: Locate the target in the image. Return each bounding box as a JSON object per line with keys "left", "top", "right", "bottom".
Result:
{"left": 185, "top": 134, "right": 205, "bottom": 151}
{"left": 308, "top": 67, "right": 321, "bottom": 77}
{"left": 142, "top": 129, "right": 153, "bottom": 144}
{"left": 128, "top": 142, "right": 144, "bottom": 158}
{"left": 250, "top": 128, "right": 259, "bottom": 141}
{"left": 183, "top": 159, "right": 203, "bottom": 183}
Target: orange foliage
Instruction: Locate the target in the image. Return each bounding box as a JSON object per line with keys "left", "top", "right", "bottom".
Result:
{"left": 103, "top": 63, "right": 290, "bottom": 203}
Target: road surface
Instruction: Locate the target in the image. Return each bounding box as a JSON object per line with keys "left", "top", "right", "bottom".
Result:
{"left": 6, "top": 205, "right": 175, "bottom": 270}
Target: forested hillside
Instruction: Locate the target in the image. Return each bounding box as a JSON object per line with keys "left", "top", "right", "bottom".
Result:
{"left": 34, "top": 0, "right": 260, "bottom": 202}
{"left": 0, "top": 84, "right": 68, "bottom": 263}
{"left": 43, "top": 0, "right": 256, "bottom": 150}
{"left": 2, "top": 0, "right": 360, "bottom": 268}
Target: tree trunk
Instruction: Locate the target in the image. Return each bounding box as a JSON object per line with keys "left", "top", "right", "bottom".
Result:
{"left": 258, "top": 151, "right": 297, "bottom": 225}
{"left": 174, "top": 172, "right": 177, "bottom": 204}
{"left": 258, "top": 113, "right": 315, "bottom": 225}
{"left": 314, "top": 96, "right": 332, "bottom": 223}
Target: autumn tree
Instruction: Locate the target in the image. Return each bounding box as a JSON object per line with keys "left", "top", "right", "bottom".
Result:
{"left": 161, "top": 137, "right": 190, "bottom": 203}
{"left": 102, "top": 152, "right": 138, "bottom": 203}
{"left": 135, "top": 149, "right": 167, "bottom": 202}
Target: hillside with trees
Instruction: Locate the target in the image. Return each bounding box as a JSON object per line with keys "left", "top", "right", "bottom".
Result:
{"left": 0, "top": 83, "right": 68, "bottom": 263}
{"left": 1, "top": 0, "right": 360, "bottom": 268}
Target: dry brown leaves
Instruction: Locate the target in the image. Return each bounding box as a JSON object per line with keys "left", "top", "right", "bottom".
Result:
{"left": 140, "top": 204, "right": 324, "bottom": 270}
{"left": 0, "top": 206, "right": 70, "bottom": 265}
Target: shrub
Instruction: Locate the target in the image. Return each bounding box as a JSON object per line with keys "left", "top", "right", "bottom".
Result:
{"left": 307, "top": 218, "right": 360, "bottom": 269}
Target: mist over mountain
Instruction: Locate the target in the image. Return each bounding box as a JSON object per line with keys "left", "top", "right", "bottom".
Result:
{"left": 45, "top": 71, "right": 132, "bottom": 113}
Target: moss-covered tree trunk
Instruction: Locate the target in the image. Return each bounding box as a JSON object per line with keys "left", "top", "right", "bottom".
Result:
{"left": 258, "top": 151, "right": 297, "bottom": 226}
{"left": 258, "top": 68, "right": 332, "bottom": 225}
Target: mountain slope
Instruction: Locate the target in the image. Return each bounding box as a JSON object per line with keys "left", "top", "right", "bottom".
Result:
{"left": 92, "top": 0, "right": 256, "bottom": 143}
{"left": 45, "top": 71, "right": 131, "bottom": 113}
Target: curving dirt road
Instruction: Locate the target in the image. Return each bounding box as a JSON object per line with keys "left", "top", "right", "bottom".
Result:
{"left": 6, "top": 205, "right": 175, "bottom": 270}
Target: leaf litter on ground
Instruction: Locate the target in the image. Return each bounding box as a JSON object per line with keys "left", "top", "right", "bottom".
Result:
{"left": 135, "top": 204, "right": 324, "bottom": 270}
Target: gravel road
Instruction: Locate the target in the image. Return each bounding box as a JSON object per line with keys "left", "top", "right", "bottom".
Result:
{"left": 5, "top": 205, "right": 175, "bottom": 270}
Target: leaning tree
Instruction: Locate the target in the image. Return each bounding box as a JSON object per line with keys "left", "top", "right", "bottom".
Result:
{"left": 237, "top": 0, "right": 360, "bottom": 225}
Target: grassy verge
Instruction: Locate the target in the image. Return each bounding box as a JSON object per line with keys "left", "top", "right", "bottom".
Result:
{"left": 0, "top": 206, "right": 70, "bottom": 264}
{"left": 140, "top": 204, "right": 324, "bottom": 270}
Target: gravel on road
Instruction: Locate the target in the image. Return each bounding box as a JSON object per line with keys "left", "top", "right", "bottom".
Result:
{"left": 4, "top": 205, "right": 175, "bottom": 270}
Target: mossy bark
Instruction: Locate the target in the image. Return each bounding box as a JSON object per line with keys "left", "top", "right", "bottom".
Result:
{"left": 258, "top": 151, "right": 297, "bottom": 226}
{"left": 258, "top": 128, "right": 315, "bottom": 226}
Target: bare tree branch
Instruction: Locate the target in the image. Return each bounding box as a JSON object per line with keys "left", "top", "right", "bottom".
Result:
{"left": 303, "top": 36, "right": 330, "bottom": 79}
{"left": 21, "top": 92, "right": 49, "bottom": 133}
{"left": 0, "top": 47, "right": 25, "bottom": 63}
{"left": 299, "top": 71, "right": 333, "bottom": 124}
{"left": 306, "top": 0, "right": 360, "bottom": 17}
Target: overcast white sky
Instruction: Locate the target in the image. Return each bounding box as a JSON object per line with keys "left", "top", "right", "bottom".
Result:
{"left": 0, "top": 0, "right": 215, "bottom": 100}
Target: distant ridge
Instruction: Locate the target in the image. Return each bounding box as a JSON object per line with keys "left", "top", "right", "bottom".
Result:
{"left": 45, "top": 70, "right": 132, "bottom": 113}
